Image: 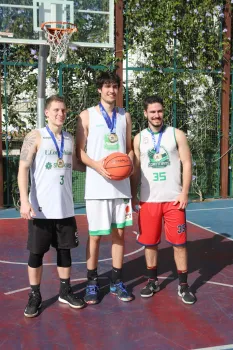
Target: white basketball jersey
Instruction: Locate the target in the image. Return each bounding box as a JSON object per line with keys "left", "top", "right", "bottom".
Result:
{"left": 140, "top": 126, "right": 182, "bottom": 202}
{"left": 29, "top": 127, "right": 74, "bottom": 219}
{"left": 85, "top": 107, "right": 131, "bottom": 199}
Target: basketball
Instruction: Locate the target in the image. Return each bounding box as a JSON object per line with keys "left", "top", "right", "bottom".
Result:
{"left": 104, "top": 152, "right": 133, "bottom": 180}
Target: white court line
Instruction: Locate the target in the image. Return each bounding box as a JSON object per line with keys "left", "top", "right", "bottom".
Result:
{"left": 4, "top": 287, "right": 31, "bottom": 295}
{"left": 187, "top": 220, "right": 233, "bottom": 242}
{"left": 4, "top": 276, "right": 174, "bottom": 295}
{"left": 187, "top": 207, "right": 233, "bottom": 211}
{"left": 0, "top": 212, "right": 87, "bottom": 220}
{"left": 0, "top": 216, "right": 21, "bottom": 220}
{"left": 204, "top": 281, "right": 233, "bottom": 288}
{"left": 0, "top": 231, "right": 144, "bottom": 266}
{"left": 193, "top": 345, "right": 233, "bottom": 350}
{"left": 2, "top": 230, "right": 144, "bottom": 294}
{"left": 0, "top": 246, "right": 144, "bottom": 266}
{"left": 4, "top": 278, "right": 87, "bottom": 295}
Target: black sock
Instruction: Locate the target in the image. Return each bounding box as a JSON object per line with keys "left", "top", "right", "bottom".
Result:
{"left": 60, "top": 278, "right": 70, "bottom": 291}
{"left": 111, "top": 267, "right": 122, "bottom": 284}
{"left": 146, "top": 266, "right": 158, "bottom": 280}
{"left": 87, "top": 268, "right": 98, "bottom": 283}
{"left": 30, "top": 284, "right": 40, "bottom": 293}
{"left": 178, "top": 270, "right": 188, "bottom": 285}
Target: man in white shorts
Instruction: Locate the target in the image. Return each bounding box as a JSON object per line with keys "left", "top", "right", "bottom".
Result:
{"left": 76, "top": 71, "right": 133, "bottom": 304}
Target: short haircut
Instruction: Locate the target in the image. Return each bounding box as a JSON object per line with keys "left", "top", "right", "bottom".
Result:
{"left": 96, "top": 71, "right": 121, "bottom": 89}
{"left": 143, "top": 96, "right": 164, "bottom": 111}
{"left": 45, "top": 95, "right": 66, "bottom": 109}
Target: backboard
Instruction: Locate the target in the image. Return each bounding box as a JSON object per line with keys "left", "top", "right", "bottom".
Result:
{"left": 0, "top": 0, "right": 114, "bottom": 48}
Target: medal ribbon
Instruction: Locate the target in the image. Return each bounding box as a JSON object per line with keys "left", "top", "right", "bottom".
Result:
{"left": 46, "top": 125, "right": 64, "bottom": 159}
{"left": 99, "top": 103, "right": 117, "bottom": 134}
{"left": 148, "top": 126, "right": 164, "bottom": 154}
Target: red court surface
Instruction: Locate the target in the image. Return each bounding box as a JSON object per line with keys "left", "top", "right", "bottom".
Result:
{"left": 1, "top": 214, "right": 233, "bottom": 349}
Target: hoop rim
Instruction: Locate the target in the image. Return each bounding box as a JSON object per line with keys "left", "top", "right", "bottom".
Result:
{"left": 41, "top": 21, "right": 77, "bottom": 33}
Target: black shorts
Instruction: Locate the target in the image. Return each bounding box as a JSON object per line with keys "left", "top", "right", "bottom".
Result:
{"left": 27, "top": 217, "right": 79, "bottom": 254}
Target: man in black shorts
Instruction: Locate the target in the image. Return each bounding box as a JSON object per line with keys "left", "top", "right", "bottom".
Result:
{"left": 18, "top": 95, "right": 85, "bottom": 317}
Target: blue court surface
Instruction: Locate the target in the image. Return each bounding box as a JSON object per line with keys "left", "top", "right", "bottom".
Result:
{"left": 0, "top": 205, "right": 86, "bottom": 219}
{"left": 187, "top": 199, "right": 233, "bottom": 240}
{"left": 1, "top": 200, "right": 233, "bottom": 240}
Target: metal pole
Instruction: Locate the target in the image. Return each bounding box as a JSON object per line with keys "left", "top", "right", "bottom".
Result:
{"left": 125, "top": 6, "right": 129, "bottom": 112}
{"left": 220, "top": 0, "right": 231, "bottom": 198}
{"left": 0, "top": 65, "right": 3, "bottom": 208}
{"left": 230, "top": 70, "right": 233, "bottom": 197}
{"left": 172, "top": 38, "right": 177, "bottom": 128}
{"left": 3, "top": 46, "right": 9, "bottom": 206}
{"left": 59, "top": 64, "right": 63, "bottom": 96}
{"left": 115, "top": 0, "right": 124, "bottom": 108}
{"left": 37, "top": 45, "right": 48, "bottom": 128}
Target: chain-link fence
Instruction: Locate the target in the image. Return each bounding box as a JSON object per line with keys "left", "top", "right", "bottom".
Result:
{"left": 1, "top": 55, "right": 104, "bottom": 207}
{"left": 124, "top": 68, "right": 222, "bottom": 200}
{"left": 0, "top": 8, "right": 228, "bottom": 207}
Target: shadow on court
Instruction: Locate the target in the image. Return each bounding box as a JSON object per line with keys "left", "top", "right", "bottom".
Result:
{"left": 67, "top": 233, "right": 233, "bottom": 303}
{"left": 2, "top": 217, "right": 233, "bottom": 348}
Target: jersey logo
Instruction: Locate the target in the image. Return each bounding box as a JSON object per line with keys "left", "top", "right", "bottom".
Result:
{"left": 148, "top": 146, "right": 170, "bottom": 168}
{"left": 45, "top": 162, "right": 52, "bottom": 170}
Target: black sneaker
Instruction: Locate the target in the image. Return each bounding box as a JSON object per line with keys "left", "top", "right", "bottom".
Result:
{"left": 24, "top": 290, "right": 42, "bottom": 318}
{"left": 84, "top": 283, "right": 100, "bottom": 305}
{"left": 110, "top": 281, "right": 133, "bottom": 302}
{"left": 59, "top": 286, "right": 85, "bottom": 309}
{"left": 140, "top": 279, "right": 160, "bottom": 298}
{"left": 178, "top": 284, "right": 196, "bottom": 304}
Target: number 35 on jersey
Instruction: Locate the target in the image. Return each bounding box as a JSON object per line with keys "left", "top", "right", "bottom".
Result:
{"left": 153, "top": 172, "right": 166, "bottom": 182}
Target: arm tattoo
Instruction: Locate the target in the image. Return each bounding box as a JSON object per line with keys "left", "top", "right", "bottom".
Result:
{"left": 20, "top": 132, "right": 37, "bottom": 162}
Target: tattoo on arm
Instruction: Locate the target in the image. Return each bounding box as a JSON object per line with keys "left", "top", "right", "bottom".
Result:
{"left": 20, "top": 132, "right": 37, "bottom": 163}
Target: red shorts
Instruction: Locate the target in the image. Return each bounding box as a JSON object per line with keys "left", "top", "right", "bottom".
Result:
{"left": 138, "top": 202, "right": 187, "bottom": 246}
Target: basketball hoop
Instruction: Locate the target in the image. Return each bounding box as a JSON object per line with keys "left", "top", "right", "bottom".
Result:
{"left": 41, "top": 21, "right": 78, "bottom": 63}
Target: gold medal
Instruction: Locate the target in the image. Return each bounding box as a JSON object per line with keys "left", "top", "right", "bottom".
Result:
{"left": 57, "top": 158, "right": 64, "bottom": 168}
{"left": 108, "top": 133, "right": 118, "bottom": 143}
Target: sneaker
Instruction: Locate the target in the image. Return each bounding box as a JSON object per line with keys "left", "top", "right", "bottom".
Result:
{"left": 59, "top": 286, "right": 85, "bottom": 309}
{"left": 110, "top": 281, "right": 133, "bottom": 302}
{"left": 84, "top": 283, "right": 100, "bottom": 305}
{"left": 140, "top": 279, "right": 160, "bottom": 298}
{"left": 24, "top": 290, "right": 42, "bottom": 318}
{"left": 178, "top": 284, "right": 196, "bottom": 304}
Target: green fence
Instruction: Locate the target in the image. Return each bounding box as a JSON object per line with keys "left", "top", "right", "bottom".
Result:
{"left": 3, "top": 155, "right": 85, "bottom": 207}
{"left": 0, "top": 53, "right": 103, "bottom": 207}
{"left": 0, "top": 1, "right": 228, "bottom": 207}
{"left": 0, "top": 57, "right": 224, "bottom": 207}
{"left": 124, "top": 68, "right": 222, "bottom": 200}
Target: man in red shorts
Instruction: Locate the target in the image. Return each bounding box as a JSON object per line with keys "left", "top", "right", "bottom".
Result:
{"left": 131, "top": 95, "right": 196, "bottom": 304}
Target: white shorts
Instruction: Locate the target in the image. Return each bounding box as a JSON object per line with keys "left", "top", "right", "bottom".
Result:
{"left": 86, "top": 199, "right": 133, "bottom": 235}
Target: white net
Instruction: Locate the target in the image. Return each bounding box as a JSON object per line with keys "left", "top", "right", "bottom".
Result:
{"left": 41, "top": 22, "right": 77, "bottom": 64}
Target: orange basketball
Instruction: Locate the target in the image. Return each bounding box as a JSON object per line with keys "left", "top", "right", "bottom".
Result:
{"left": 104, "top": 152, "right": 133, "bottom": 181}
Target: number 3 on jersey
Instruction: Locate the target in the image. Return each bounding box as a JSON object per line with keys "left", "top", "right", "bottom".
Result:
{"left": 60, "top": 175, "right": 64, "bottom": 185}
{"left": 153, "top": 172, "right": 166, "bottom": 182}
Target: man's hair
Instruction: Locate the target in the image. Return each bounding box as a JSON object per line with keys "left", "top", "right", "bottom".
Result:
{"left": 143, "top": 96, "right": 164, "bottom": 111}
{"left": 45, "top": 95, "right": 66, "bottom": 109}
{"left": 96, "top": 71, "right": 121, "bottom": 89}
